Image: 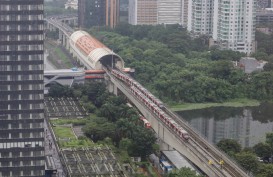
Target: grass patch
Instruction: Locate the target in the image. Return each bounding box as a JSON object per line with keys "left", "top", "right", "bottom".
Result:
{"left": 53, "top": 126, "right": 76, "bottom": 140}
{"left": 59, "top": 138, "right": 94, "bottom": 148}
{"left": 54, "top": 48, "right": 73, "bottom": 68}
{"left": 50, "top": 118, "right": 86, "bottom": 126}
{"left": 170, "top": 98, "right": 260, "bottom": 111}
{"left": 51, "top": 118, "right": 95, "bottom": 148}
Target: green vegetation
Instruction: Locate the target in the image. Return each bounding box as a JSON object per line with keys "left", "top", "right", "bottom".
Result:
{"left": 51, "top": 118, "right": 86, "bottom": 126}
{"left": 54, "top": 48, "right": 73, "bottom": 68}
{"left": 168, "top": 167, "right": 205, "bottom": 177}
{"left": 53, "top": 126, "right": 76, "bottom": 140}
{"left": 51, "top": 118, "right": 94, "bottom": 148}
{"left": 49, "top": 82, "right": 158, "bottom": 159}
{"left": 171, "top": 99, "right": 260, "bottom": 111}
{"left": 217, "top": 135, "right": 273, "bottom": 176}
{"left": 59, "top": 137, "right": 94, "bottom": 148}
{"left": 88, "top": 24, "right": 273, "bottom": 105}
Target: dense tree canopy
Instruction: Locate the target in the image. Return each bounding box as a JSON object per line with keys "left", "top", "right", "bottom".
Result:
{"left": 217, "top": 139, "right": 242, "bottom": 156}
{"left": 89, "top": 24, "right": 273, "bottom": 104}
{"left": 235, "top": 152, "right": 259, "bottom": 173}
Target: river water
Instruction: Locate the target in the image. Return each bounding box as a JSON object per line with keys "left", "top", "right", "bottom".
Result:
{"left": 177, "top": 102, "right": 273, "bottom": 148}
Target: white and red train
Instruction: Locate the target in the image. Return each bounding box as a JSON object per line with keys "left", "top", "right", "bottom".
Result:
{"left": 139, "top": 116, "right": 152, "bottom": 129}
{"left": 111, "top": 69, "right": 164, "bottom": 108}
{"left": 111, "top": 68, "right": 190, "bottom": 141}
{"left": 130, "top": 86, "right": 189, "bottom": 141}
{"left": 126, "top": 103, "right": 152, "bottom": 129}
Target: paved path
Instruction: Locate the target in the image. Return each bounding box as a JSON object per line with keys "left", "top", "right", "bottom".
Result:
{"left": 45, "top": 120, "right": 66, "bottom": 177}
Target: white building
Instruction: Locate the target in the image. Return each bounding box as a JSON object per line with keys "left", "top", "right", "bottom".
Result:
{"left": 188, "top": 0, "right": 256, "bottom": 54}
{"left": 157, "top": 0, "right": 189, "bottom": 26}
{"left": 65, "top": 0, "right": 78, "bottom": 10}
{"left": 211, "top": 0, "right": 256, "bottom": 54}
{"left": 187, "top": 0, "right": 214, "bottom": 35}
{"left": 128, "top": 0, "right": 189, "bottom": 26}
{"left": 128, "top": 0, "right": 158, "bottom": 25}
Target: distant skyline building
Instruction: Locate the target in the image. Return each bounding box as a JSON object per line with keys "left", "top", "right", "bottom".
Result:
{"left": 0, "top": 0, "right": 45, "bottom": 176}
{"left": 65, "top": 0, "right": 78, "bottom": 10}
{"left": 211, "top": 0, "right": 256, "bottom": 54}
{"left": 78, "top": 0, "right": 119, "bottom": 28}
{"left": 187, "top": 0, "right": 213, "bottom": 34}
{"left": 188, "top": 0, "right": 256, "bottom": 54}
{"left": 128, "top": 0, "right": 189, "bottom": 26}
{"left": 157, "top": 0, "right": 189, "bottom": 26}
{"left": 128, "top": 0, "right": 158, "bottom": 25}
{"left": 128, "top": 0, "right": 256, "bottom": 54}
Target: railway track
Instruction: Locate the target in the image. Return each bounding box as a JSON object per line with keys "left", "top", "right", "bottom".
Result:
{"left": 163, "top": 107, "right": 249, "bottom": 177}
{"left": 105, "top": 67, "right": 249, "bottom": 177}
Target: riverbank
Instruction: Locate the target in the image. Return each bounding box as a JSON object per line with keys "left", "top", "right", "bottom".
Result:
{"left": 170, "top": 99, "right": 260, "bottom": 111}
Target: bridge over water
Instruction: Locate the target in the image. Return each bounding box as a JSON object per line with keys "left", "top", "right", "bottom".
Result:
{"left": 45, "top": 17, "right": 251, "bottom": 177}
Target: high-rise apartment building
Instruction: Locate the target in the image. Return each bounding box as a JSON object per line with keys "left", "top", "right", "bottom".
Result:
{"left": 158, "top": 0, "right": 188, "bottom": 26}
{"left": 187, "top": 0, "right": 214, "bottom": 34}
{"left": 129, "top": 0, "right": 188, "bottom": 26}
{"left": 0, "top": 0, "right": 45, "bottom": 176}
{"left": 212, "top": 0, "right": 256, "bottom": 54}
{"left": 188, "top": 0, "right": 256, "bottom": 54}
{"left": 128, "top": 0, "right": 158, "bottom": 25}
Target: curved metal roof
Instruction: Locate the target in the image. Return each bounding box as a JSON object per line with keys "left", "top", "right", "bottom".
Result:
{"left": 70, "top": 30, "right": 124, "bottom": 69}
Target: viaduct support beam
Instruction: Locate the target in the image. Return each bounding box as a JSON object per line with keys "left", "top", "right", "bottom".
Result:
{"left": 106, "top": 73, "right": 228, "bottom": 177}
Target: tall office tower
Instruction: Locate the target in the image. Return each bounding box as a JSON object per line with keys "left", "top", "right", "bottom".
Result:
{"left": 187, "top": 0, "right": 214, "bottom": 34}
{"left": 129, "top": 0, "right": 189, "bottom": 26}
{"left": 0, "top": 0, "right": 45, "bottom": 176}
{"left": 128, "top": 0, "right": 158, "bottom": 25}
{"left": 78, "top": 0, "right": 119, "bottom": 28}
{"left": 106, "top": 0, "right": 120, "bottom": 28}
{"left": 157, "top": 0, "right": 189, "bottom": 26}
{"left": 78, "top": 0, "right": 106, "bottom": 28}
{"left": 120, "top": 0, "right": 129, "bottom": 22}
{"left": 212, "top": 0, "right": 256, "bottom": 54}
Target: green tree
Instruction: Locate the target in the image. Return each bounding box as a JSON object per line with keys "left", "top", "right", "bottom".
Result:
{"left": 119, "top": 138, "right": 133, "bottom": 151}
{"left": 129, "top": 127, "right": 157, "bottom": 158}
{"left": 266, "top": 133, "right": 273, "bottom": 156}
{"left": 48, "top": 84, "right": 72, "bottom": 97}
{"left": 168, "top": 167, "right": 204, "bottom": 177}
{"left": 217, "top": 139, "right": 241, "bottom": 156}
{"left": 253, "top": 143, "right": 271, "bottom": 159}
{"left": 248, "top": 72, "right": 273, "bottom": 100}
{"left": 83, "top": 117, "right": 116, "bottom": 142}
{"left": 235, "top": 152, "right": 259, "bottom": 174}
{"left": 263, "top": 62, "right": 273, "bottom": 71}
{"left": 256, "top": 164, "right": 273, "bottom": 177}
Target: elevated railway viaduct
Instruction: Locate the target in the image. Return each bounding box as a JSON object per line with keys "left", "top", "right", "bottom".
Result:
{"left": 45, "top": 17, "right": 251, "bottom": 177}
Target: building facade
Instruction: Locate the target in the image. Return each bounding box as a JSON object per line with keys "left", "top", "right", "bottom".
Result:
{"left": 65, "top": 0, "right": 78, "bottom": 10}
{"left": 78, "top": 0, "right": 119, "bottom": 28}
{"left": 157, "top": 0, "right": 188, "bottom": 26}
{"left": 256, "top": 8, "right": 273, "bottom": 24}
{"left": 0, "top": 0, "right": 45, "bottom": 176}
{"left": 211, "top": 0, "right": 256, "bottom": 54}
{"left": 128, "top": 0, "right": 158, "bottom": 25}
{"left": 78, "top": 0, "right": 106, "bottom": 28}
{"left": 129, "top": 0, "right": 189, "bottom": 26}
{"left": 187, "top": 0, "right": 214, "bottom": 34}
